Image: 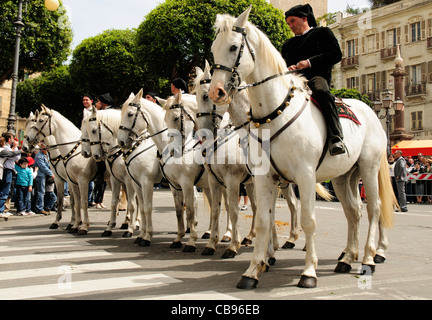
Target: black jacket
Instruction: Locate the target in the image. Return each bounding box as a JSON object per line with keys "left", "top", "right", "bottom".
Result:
{"left": 281, "top": 27, "right": 342, "bottom": 84}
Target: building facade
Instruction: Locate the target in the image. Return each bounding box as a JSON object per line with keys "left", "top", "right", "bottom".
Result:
{"left": 330, "top": 0, "right": 432, "bottom": 142}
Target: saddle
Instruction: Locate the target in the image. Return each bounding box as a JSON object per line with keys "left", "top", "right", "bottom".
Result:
{"left": 310, "top": 96, "right": 361, "bottom": 125}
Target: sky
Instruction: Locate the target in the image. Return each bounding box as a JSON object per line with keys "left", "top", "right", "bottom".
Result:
{"left": 61, "top": 0, "right": 371, "bottom": 54}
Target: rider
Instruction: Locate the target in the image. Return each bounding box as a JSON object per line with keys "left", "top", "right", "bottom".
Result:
{"left": 281, "top": 4, "right": 345, "bottom": 156}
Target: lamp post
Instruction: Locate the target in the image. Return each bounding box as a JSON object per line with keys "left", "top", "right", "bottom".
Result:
{"left": 7, "top": 0, "right": 60, "bottom": 135}
{"left": 374, "top": 89, "right": 396, "bottom": 156}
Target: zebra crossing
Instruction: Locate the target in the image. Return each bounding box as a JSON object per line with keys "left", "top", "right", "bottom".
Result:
{"left": 0, "top": 226, "right": 237, "bottom": 300}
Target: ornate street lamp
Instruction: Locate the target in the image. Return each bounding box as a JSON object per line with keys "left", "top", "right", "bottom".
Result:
{"left": 7, "top": 0, "right": 59, "bottom": 135}
{"left": 374, "top": 89, "right": 397, "bottom": 156}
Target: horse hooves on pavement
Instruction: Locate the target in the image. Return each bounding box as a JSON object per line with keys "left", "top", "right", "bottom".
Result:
{"left": 120, "top": 223, "right": 129, "bottom": 230}
{"left": 49, "top": 223, "right": 59, "bottom": 230}
{"left": 297, "top": 275, "right": 317, "bottom": 288}
{"left": 237, "top": 276, "right": 258, "bottom": 290}
{"left": 66, "top": 224, "right": 73, "bottom": 230}
{"left": 282, "top": 241, "right": 295, "bottom": 249}
{"left": 101, "top": 230, "right": 112, "bottom": 237}
{"left": 360, "top": 264, "right": 375, "bottom": 274}
{"left": 77, "top": 229, "right": 88, "bottom": 236}
{"left": 221, "top": 249, "right": 237, "bottom": 259}
{"left": 221, "top": 235, "right": 231, "bottom": 243}
{"left": 139, "top": 239, "right": 151, "bottom": 247}
{"left": 68, "top": 227, "right": 78, "bottom": 234}
{"left": 241, "top": 238, "right": 252, "bottom": 246}
{"left": 134, "top": 237, "right": 142, "bottom": 244}
{"left": 201, "top": 247, "right": 215, "bottom": 256}
{"left": 122, "top": 231, "right": 133, "bottom": 238}
{"left": 268, "top": 257, "right": 276, "bottom": 266}
{"left": 334, "top": 261, "right": 352, "bottom": 273}
{"left": 183, "top": 245, "right": 196, "bottom": 253}
{"left": 374, "top": 254, "right": 386, "bottom": 264}
{"left": 201, "top": 232, "right": 210, "bottom": 239}
{"left": 170, "top": 241, "right": 182, "bottom": 249}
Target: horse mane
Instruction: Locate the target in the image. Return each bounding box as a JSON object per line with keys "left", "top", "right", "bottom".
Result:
{"left": 213, "top": 13, "right": 307, "bottom": 91}
{"left": 97, "top": 109, "right": 122, "bottom": 135}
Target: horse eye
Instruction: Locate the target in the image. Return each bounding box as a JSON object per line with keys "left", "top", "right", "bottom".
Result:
{"left": 92, "top": 129, "right": 96, "bottom": 134}
{"left": 38, "top": 119, "right": 44, "bottom": 122}
{"left": 230, "top": 45, "right": 238, "bottom": 52}
{"left": 203, "top": 94, "right": 209, "bottom": 101}
{"left": 174, "top": 117, "right": 179, "bottom": 122}
{"left": 128, "top": 112, "right": 134, "bottom": 117}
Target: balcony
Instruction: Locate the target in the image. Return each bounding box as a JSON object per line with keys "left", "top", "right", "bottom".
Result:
{"left": 340, "top": 55, "right": 359, "bottom": 69}
{"left": 405, "top": 83, "right": 426, "bottom": 96}
{"left": 380, "top": 46, "right": 397, "bottom": 60}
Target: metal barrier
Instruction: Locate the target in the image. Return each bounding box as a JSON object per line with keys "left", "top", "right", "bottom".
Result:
{"left": 406, "top": 173, "right": 432, "bottom": 198}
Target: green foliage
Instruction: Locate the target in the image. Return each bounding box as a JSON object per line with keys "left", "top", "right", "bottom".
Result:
{"left": 331, "top": 87, "right": 373, "bottom": 108}
{"left": 16, "top": 65, "right": 82, "bottom": 126}
{"left": 134, "top": 0, "right": 292, "bottom": 96}
{"left": 0, "top": 0, "right": 73, "bottom": 84}
{"left": 69, "top": 29, "right": 147, "bottom": 106}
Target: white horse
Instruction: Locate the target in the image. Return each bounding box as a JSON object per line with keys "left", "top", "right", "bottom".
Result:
{"left": 208, "top": 7, "right": 396, "bottom": 289}
{"left": 81, "top": 106, "right": 142, "bottom": 238}
{"left": 22, "top": 112, "right": 76, "bottom": 230}
{"left": 25, "top": 105, "right": 98, "bottom": 235}
{"left": 193, "top": 62, "right": 302, "bottom": 259}
{"left": 118, "top": 89, "right": 211, "bottom": 252}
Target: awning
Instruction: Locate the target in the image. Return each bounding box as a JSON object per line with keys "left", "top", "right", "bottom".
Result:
{"left": 391, "top": 139, "right": 432, "bottom": 156}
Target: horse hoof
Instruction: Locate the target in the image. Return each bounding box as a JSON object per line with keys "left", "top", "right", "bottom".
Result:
{"left": 69, "top": 228, "right": 78, "bottom": 234}
{"left": 77, "top": 229, "right": 88, "bottom": 236}
{"left": 49, "top": 223, "right": 59, "bottom": 230}
{"left": 101, "top": 230, "right": 112, "bottom": 237}
{"left": 297, "top": 275, "right": 317, "bottom": 288}
{"left": 221, "top": 235, "right": 231, "bottom": 243}
{"left": 360, "top": 264, "right": 375, "bottom": 274}
{"left": 221, "top": 249, "right": 237, "bottom": 259}
{"left": 183, "top": 245, "right": 196, "bottom": 253}
{"left": 268, "top": 257, "right": 276, "bottom": 266}
{"left": 66, "top": 224, "right": 73, "bottom": 230}
{"left": 134, "top": 237, "right": 142, "bottom": 244}
{"left": 185, "top": 227, "right": 190, "bottom": 234}
{"left": 334, "top": 262, "right": 352, "bottom": 273}
{"left": 374, "top": 254, "right": 386, "bottom": 264}
{"left": 122, "top": 231, "right": 133, "bottom": 238}
{"left": 120, "top": 223, "right": 128, "bottom": 230}
{"left": 170, "top": 241, "right": 182, "bottom": 249}
{"left": 201, "top": 247, "right": 215, "bottom": 256}
{"left": 282, "top": 241, "right": 295, "bottom": 249}
{"left": 201, "top": 232, "right": 210, "bottom": 239}
{"left": 237, "top": 276, "right": 258, "bottom": 290}
{"left": 241, "top": 238, "right": 252, "bottom": 246}
{"left": 139, "top": 239, "right": 151, "bottom": 247}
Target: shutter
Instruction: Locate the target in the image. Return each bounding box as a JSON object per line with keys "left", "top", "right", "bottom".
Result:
{"left": 355, "top": 76, "right": 359, "bottom": 90}
{"left": 376, "top": 32, "right": 380, "bottom": 50}
{"left": 376, "top": 71, "right": 381, "bottom": 91}
{"left": 341, "top": 41, "right": 346, "bottom": 57}
{"left": 361, "top": 37, "right": 365, "bottom": 54}
{"left": 404, "top": 25, "right": 409, "bottom": 43}
{"left": 381, "top": 31, "right": 386, "bottom": 48}
{"left": 421, "top": 62, "right": 427, "bottom": 83}
{"left": 427, "top": 19, "right": 432, "bottom": 37}
{"left": 361, "top": 74, "right": 366, "bottom": 93}
{"left": 355, "top": 38, "right": 359, "bottom": 55}
{"left": 428, "top": 61, "right": 432, "bottom": 83}
{"left": 421, "top": 20, "right": 426, "bottom": 40}
{"left": 397, "top": 27, "right": 401, "bottom": 45}
{"left": 382, "top": 71, "right": 387, "bottom": 91}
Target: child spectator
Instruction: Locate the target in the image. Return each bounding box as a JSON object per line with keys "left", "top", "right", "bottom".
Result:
{"left": 14, "top": 157, "right": 35, "bottom": 216}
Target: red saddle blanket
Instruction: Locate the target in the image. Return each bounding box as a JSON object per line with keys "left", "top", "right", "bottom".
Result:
{"left": 311, "top": 97, "right": 361, "bottom": 125}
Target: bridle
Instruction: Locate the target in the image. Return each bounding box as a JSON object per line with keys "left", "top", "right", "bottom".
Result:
{"left": 119, "top": 102, "right": 149, "bottom": 139}
{"left": 196, "top": 78, "right": 224, "bottom": 135}
{"left": 212, "top": 26, "right": 256, "bottom": 91}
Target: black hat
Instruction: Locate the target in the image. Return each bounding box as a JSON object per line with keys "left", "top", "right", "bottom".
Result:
{"left": 285, "top": 4, "right": 317, "bottom": 28}
{"left": 171, "top": 78, "right": 188, "bottom": 92}
{"left": 98, "top": 93, "right": 114, "bottom": 106}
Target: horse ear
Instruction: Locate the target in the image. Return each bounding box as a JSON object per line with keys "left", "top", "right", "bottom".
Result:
{"left": 156, "top": 97, "right": 167, "bottom": 107}
{"left": 136, "top": 88, "right": 144, "bottom": 100}
{"left": 204, "top": 60, "right": 212, "bottom": 79}
{"left": 91, "top": 105, "right": 97, "bottom": 116}
{"left": 41, "top": 104, "right": 52, "bottom": 116}
{"left": 174, "top": 90, "right": 182, "bottom": 105}
{"left": 29, "top": 111, "right": 34, "bottom": 117}
{"left": 235, "top": 5, "right": 252, "bottom": 27}
{"left": 195, "top": 67, "right": 203, "bottom": 80}
{"left": 128, "top": 92, "right": 135, "bottom": 99}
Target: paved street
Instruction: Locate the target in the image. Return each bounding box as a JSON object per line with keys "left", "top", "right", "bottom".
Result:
{"left": 1, "top": 188, "right": 431, "bottom": 302}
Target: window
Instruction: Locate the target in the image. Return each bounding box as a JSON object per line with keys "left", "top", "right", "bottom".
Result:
{"left": 411, "top": 22, "right": 421, "bottom": 42}
{"left": 411, "top": 64, "right": 422, "bottom": 85}
{"left": 347, "top": 40, "right": 355, "bottom": 57}
{"left": 346, "top": 77, "right": 359, "bottom": 90}
{"left": 387, "top": 29, "right": 397, "bottom": 47}
{"left": 411, "top": 111, "right": 423, "bottom": 130}
{"left": 367, "top": 34, "right": 375, "bottom": 53}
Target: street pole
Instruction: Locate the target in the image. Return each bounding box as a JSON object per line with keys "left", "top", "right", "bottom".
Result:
{"left": 7, "top": 0, "right": 25, "bottom": 136}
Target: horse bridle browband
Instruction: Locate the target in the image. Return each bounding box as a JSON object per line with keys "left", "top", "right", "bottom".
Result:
{"left": 119, "top": 102, "right": 149, "bottom": 139}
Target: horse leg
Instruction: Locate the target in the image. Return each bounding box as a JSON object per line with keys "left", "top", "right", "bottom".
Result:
{"left": 222, "top": 180, "right": 243, "bottom": 259}
{"left": 68, "top": 184, "right": 81, "bottom": 233}
{"left": 280, "top": 184, "right": 300, "bottom": 249}
{"left": 50, "top": 179, "right": 64, "bottom": 229}
{"left": 123, "top": 182, "right": 137, "bottom": 238}
{"left": 66, "top": 191, "right": 76, "bottom": 230}
{"left": 297, "top": 180, "right": 319, "bottom": 288}
{"left": 241, "top": 183, "right": 256, "bottom": 246}
{"left": 237, "top": 176, "right": 277, "bottom": 289}
{"left": 77, "top": 181, "right": 90, "bottom": 235}
{"left": 137, "top": 182, "right": 155, "bottom": 246}
{"left": 221, "top": 189, "right": 233, "bottom": 242}
{"left": 202, "top": 183, "right": 222, "bottom": 256}
{"left": 183, "top": 186, "right": 198, "bottom": 252}
{"left": 266, "top": 191, "right": 279, "bottom": 267}
{"left": 332, "top": 173, "right": 361, "bottom": 273}
{"left": 102, "top": 178, "right": 121, "bottom": 237}
{"left": 170, "top": 188, "right": 185, "bottom": 248}
{"left": 374, "top": 220, "right": 388, "bottom": 263}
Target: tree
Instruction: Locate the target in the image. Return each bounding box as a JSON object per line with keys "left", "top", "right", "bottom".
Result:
{"left": 331, "top": 88, "right": 373, "bottom": 108}
{"left": 368, "top": 0, "right": 402, "bottom": 9}
{"left": 69, "top": 29, "right": 146, "bottom": 106}
{"left": 134, "top": 0, "right": 292, "bottom": 96}
{"left": 0, "top": 0, "right": 73, "bottom": 84}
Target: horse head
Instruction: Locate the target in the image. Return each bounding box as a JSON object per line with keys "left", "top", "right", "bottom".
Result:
{"left": 80, "top": 108, "right": 93, "bottom": 158}
{"left": 25, "top": 104, "right": 53, "bottom": 145}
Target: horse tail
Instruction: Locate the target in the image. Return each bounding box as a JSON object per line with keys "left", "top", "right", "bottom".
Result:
{"left": 316, "top": 183, "right": 334, "bottom": 202}
{"left": 378, "top": 150, "right": 398, "bottom": 228}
